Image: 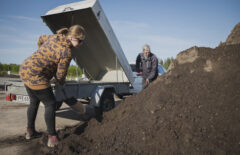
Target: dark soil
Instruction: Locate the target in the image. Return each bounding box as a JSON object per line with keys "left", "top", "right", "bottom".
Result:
{"left": 4, "top": 23, "right": 240, "bottom": 155}
{"left": 219, "top": 22, "right": 240, "bottom": 46}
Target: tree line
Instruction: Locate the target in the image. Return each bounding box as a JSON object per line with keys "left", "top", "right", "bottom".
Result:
{"left": 159, "top": 57, "right": 175, "bottom": 70}
{"left": 0, "top": 57, "right": 174, "bottom": 76}
{"left": 0, "top": 63, "right": 82, "bottom": 77}
{"left": 0, "top": 63, "right": 20, "bottom": 74}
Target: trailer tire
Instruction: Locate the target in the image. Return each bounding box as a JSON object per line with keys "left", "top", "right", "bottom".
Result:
{"left": 100, "top": 89, "right": 115, "bottom": 112}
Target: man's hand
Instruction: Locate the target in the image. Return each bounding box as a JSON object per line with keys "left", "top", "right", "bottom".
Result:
{"left": 145, "top": 79, "right": 149, "bottom": 85}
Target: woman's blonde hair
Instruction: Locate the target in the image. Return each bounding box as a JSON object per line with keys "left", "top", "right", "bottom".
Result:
{"left": 57, "top": 25, "right": 85, "bottom": 40}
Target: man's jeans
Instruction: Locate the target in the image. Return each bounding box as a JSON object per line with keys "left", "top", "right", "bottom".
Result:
{"left": 25, "top": 86, "right": 57, "bottom": 136}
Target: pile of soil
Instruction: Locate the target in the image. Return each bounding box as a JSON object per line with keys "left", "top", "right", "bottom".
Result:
{"left": 19, "top": 23, "right": 240, "bottom": 154}
{"left": 219, "top": 22, "right": 240, "bottom": 46}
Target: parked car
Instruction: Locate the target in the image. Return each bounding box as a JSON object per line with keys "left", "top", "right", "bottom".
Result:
{"left": 129, "top": 63, "right": 166, "bottom": 93}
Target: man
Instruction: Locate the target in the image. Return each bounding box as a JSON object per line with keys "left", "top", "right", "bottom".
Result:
{"left": 136, "top": 44, "right": 158, "bottom": 89}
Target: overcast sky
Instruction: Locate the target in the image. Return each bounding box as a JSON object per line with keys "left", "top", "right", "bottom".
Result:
{"left": 0, "top": 0, "right": 239, "bottom": 65}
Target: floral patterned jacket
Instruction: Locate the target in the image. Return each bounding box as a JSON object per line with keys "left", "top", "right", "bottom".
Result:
{"left": 20, "top": 34, "right": 72, "bottom": 90}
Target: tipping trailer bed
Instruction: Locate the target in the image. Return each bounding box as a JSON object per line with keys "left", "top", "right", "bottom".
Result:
{"left": 41, "top": 0, "right": 134, "bottom": 85}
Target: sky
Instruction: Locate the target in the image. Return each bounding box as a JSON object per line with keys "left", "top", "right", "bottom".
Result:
{"left": 0, "top": 0, "right": 239, "bottom": 65}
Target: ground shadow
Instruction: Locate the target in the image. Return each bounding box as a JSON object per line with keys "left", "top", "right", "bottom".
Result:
{"left": 74, "top": 122, "right": 88, "bottom": 135}
{"left": 56, "top": 109, "right": 83, "bottom": 121}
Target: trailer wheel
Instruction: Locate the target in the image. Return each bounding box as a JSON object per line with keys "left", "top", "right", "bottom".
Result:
{"left": 100, "top": 89, "right": 115, "bottom": 112}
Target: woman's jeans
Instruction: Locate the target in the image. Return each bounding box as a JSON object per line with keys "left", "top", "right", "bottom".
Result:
{"left": 25, "top": 85, "right": 57, "bottom": 136}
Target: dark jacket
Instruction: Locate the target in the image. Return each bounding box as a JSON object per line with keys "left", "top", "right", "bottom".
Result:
{"left": 136, "top": 52, "right": 158, "bottom": 81}
{"left": 20, "top": 34, "right": 72, "bottom": 90}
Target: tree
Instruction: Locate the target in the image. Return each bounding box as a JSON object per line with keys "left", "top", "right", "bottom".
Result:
{"left": 159, "top": 59, "right": 164, "bottom": 66}
{"left": 159, "top": 57, "right": 174, "bottom": 70}
{"left": 0, "top": 63, "right": 20, "bottom": 74}
{"left": 67, "top": 65, "right": 82, "bottom": 77}
{"left": 0, "top": 63, "right": 2, "bottom": 71}
{"left": 9, "top": 64, "right": 20, "bottom": 73}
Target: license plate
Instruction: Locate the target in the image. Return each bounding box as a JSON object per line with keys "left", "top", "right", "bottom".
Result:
{"left": 16, "top": 95, "right": 30, "bottom": 103}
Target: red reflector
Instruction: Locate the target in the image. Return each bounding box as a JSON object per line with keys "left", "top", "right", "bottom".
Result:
{"left": 11, "top": 94, "right": 16, "bottom": 100}
{"left": 6, "top": 94, "right": 12, "bottom": 101}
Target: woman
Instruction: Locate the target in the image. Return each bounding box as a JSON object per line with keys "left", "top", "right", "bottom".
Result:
{"left": 19, "top": 25, "right": 85, "bottom": 147}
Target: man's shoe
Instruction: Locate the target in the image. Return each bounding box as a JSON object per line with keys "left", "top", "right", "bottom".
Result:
{"left": 47, "top": 135, "right": 59, "bottom": 148}
{"left": 25, "top": 128, "right": 41, "bottom": 140}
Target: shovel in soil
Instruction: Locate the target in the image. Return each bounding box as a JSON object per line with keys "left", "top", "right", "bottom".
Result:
{"left": 60, "top": 87, "right": 96, "bottom": 120}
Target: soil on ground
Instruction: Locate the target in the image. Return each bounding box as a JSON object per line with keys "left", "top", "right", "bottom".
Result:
{"left": 2, "top": 23, "right": 240, "bottom": 155}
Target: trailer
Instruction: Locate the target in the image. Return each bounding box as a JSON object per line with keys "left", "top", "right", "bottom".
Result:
{"left": 5, "top": 0, "right": 140, "bottom": 112}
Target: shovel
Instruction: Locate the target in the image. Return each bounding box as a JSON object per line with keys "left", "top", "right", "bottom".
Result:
{"left": 60, "top": 87, "right": 96, "bottom": 117}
